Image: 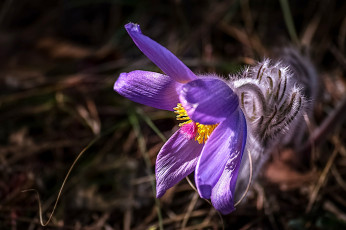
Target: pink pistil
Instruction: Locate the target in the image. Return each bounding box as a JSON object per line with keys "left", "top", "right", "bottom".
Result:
{"left": 180, "top": 122, "right": 198, "bottom": 139}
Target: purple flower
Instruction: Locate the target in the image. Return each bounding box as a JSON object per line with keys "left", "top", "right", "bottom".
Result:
{"left": 114, "top": 23, "right": 247, "bottom": 214}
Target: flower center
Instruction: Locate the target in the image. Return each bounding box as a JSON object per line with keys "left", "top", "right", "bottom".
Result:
{"left": 173, "top": 103, "right": 218, "bottom": 144}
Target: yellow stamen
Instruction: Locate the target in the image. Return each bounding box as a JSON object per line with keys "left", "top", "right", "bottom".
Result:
{"left": 173, "top": 103, "right": 219, "bottom": 144}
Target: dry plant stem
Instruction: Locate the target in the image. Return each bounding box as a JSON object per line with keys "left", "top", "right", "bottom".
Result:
{"left": 181, "top": 192, "right": 199, "bottom": 230}
{"left": 185, "top": 176, "right": 198, "bottom": 193}
{"left": 301, "top": 16, "right": 321, "bottom": 47}
{"left": 235, "top": 150, "right": 253, "bottom": 207}
{"left": 178, "top": 1, "right": 235, "bottom": 53}
{"left": 303, "top": 112, "right": 316, "bottom": 166}
{"left": 202, "top": 208, "right": 217, "bottom": 227}
{"left": 278, "top": 0, "right": 299, "bottom": 45}
{"left": 306, "top": 136, "right": 340, "bottom": 212}
{"left": 331, "top": 166, "right": 346, "bottom": 192}
{"left": 185, "top": 177, "right": 224, "bottom": 230}
{"left": 253, "top": 183, "right": 264, "bottom": 210}
{"left": 137, "top": 108, "right": 167, "bottom": 142}
{"left": 149, "top": 210, "right": 210, "bottom": 229}
{"left": 129, "top": 113, "right": 163, "bottom": 230}
{"left": 20, "top": 124, "right": 121, "bottom": 227}
{"left": 123, "top": 189, "right": 134, "bottom": 230}
{"left": 0, "top": 75, "right": 85, "bottom": 104}
{"left": 21, "top": 136, "right": 100, "bottom": 226}
{"left": 330, "top": 44, "right": 346, "bottom": 70}
{"left": 5, "top": 216, "right": 76, "bottom": 229}
{"left": 298, "top": 96, "right": 346, "bottom": 155}
{"left": 323, "top": 201, "right": 346, "bottom": 222}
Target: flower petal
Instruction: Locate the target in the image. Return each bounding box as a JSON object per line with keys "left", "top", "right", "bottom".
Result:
{"left": 210, "top": 169, "right": 236, "bottom": 214}
{"left": 195, "top": 110, "right": 246, "bottom": 199}
{"left": 156, "top": 130, "right": 204, "bottom": 198}
{"left": 125, "top": 23, "right": 197, "bottom": 83}
{"left": 179, "top": 78, "right": 239, "bottom": 125}
{"left": 211, "top": 112, "right": 247, "bottom": 215}
{"left": 114, "top": 70, "right": 181, "bottom": 111}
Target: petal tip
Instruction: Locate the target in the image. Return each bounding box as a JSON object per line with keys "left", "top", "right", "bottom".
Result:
{"left": 156, "top": 187, "right": 165, "bottom": 198}
{"left": 123, "top": 23, "right": 196, "bottom": 83}
{"left": 125, "top": 23, "right": 141, "bottom": 33}
{"left": 156, "top": 191, "right": 163, "bottom": 199}
{"left": 114, "top": 72, "right": 127, "bottom": 92}
{"left": 218, "top": 206, "right": 236, "bottom": 215}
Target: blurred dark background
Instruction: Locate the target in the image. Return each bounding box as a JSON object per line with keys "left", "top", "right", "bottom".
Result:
{"left": 0, "top": 0, "right": 345, "bottom": 229}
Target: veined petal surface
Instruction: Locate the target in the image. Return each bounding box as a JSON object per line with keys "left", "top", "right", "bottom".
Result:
{"left": 195, "top": 110, "right": 246, "bottom": 199}
{"left": 211, "top": 111, "right": 247, "bottom": 214}
{"left": 179, "top": 78, "right": 239, "bottom": 125}
{"left": 114, "top": 70, "right": 181, "bottom": 111}
{"left": 125, "top": 23, "right": 197, "bottom": 83}
{"left": 155, "top": 130, "right": 204, "bottom": 198}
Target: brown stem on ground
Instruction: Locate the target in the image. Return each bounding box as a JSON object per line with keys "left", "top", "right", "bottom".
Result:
{"left": 298, "top": 96, "right": 346, "bottom": 155}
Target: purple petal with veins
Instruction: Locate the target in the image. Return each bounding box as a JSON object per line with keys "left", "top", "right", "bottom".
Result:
{"left": 114, "top": 70, "right": 181, "bottom": 111}
{"left": 125, "top": 23, "right": 197, "bottom": 83}
{"left": 179, "top": 78, "right": 239, "bottom": 125}
{"left": 195, "top": 110, "right": 246, "bottom": 199}
{"left": 210, "top": 111, "right": 247, "bottom": 214}
{"left": 156, "top": 130, "right": 204, "bottom": 197}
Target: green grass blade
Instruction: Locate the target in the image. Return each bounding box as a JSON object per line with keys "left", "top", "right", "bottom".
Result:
{"left": 279, "top": 0, "right": 300, "bottom": 45}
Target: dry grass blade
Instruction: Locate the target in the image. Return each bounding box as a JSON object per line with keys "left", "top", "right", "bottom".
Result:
{"left": 303, "top": 112, "right": 316, "bottom": 166}
{"left": 129, "top": 112, "right": 163, "bottom": 230}
{"left": 278, "top": 0, "right": 299, "bottom": 45}
{"left": 306, "top": 136, "right": 341, "bottom": 212}
{"left": 181, "top": 192, "right": 199, "bottom": 229}
{"left": 331, "top": 166, "right": 346, "bottom": 192}
{"left": 185, "top": 177, "right": 224, "bottom": 230}
{"left": 235, "top": 150, "right": 253, "bottom": 207}
{"left": 299, "top": 96, "right": 346, "bottom": 155}
{"left": 21, "top": 135, "right": 100, "bottom": 226}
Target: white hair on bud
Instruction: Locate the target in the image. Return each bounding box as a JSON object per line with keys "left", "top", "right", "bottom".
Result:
{"left": 232, "top": 58, "right": 311, "bottom": 201}
{"left": 232, "top": 59, "right": 307, "bottom": 146}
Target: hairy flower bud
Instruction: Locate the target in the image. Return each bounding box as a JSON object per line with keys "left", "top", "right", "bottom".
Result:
{"left": 231, "top": 58, "right": 310, "bottom": 198}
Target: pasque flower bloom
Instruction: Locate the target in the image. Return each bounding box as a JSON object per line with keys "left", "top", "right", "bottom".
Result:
{"left": 114, "top": 23, "right": 247, "bottom": 214}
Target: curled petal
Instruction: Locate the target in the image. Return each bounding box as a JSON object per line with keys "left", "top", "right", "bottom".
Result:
{"left": 156, "top": 130, "right": 204, "bottom": 198}
{"left": 211, "top": 112, "right": 247, "bottom": 214}
{"left": 179, "top": 78, "right": 239, "bottom": 125}
{"left": 195, "top": 110, "right": 247, "bottom": 199}
{"left": 114, "top": 70, "right": 181, "bottom": 111}
{"left": 125, "top": 23, "right": 197, "bottom": 83}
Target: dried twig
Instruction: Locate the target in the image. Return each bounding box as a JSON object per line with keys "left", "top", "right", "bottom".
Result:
{"left": 306, "top": 136, "right": 341, "bottom": 212}
{"left": 298, "top": 96, "right": 346, "bottom": 155}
